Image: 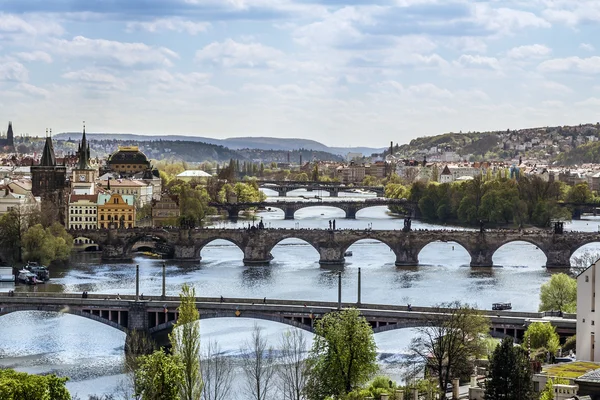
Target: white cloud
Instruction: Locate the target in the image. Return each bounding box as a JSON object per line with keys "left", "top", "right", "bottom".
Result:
{"left": 507, "top": 44, "right": 551, "bottom": 59}
{"left": 0, "top": 62, "right": 28, "bottom": 82}
{"left": 0, "top": 13, "right": 64, "bottom": 36}
{"left": 454, "top": 54, "right": 500, "bottom": 69}
{"left": 195, "top": 39, "right": 285, "bottom": 69}
{"left": 576, "top": 97, "right": 600, "bottom": 107}
{"left": 17, "top": 83, "right": 50, "bottom": 97}
{"left": 538, "top": 56, "right": 600, "bottom": 74}
{"left": 541, "top": 81, "right": 572, "bottom": 93}
{"left": 542, "top": 3, "right": 600, "bottom": 26}
{"left": 474, "top": 5, "right": 551, "bottom": 35}
{"left": 48, "top": 36, "right": 178, "bottom": 68}
{"left": 126, "top": 18, "right": 210, "bottom": 35}
{"left": 15, "top": 51, "right": 53, "bottom": 63}
{"left": 580, "top": 43, "right": 595, "bottom": 52}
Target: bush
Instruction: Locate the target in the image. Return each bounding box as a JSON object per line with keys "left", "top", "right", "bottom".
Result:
{"left": 563, "top": 335, "right": 576, "bottom": 353}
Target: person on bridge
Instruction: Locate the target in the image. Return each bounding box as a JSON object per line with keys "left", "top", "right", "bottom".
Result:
{"left": 333, "top": 220, "right": 336, "bottom": 230}
{"left": 328, "top": 220, "right": 332, "bottom": 230}
{"left": 220, "top": 295, "right": 224, "bottom": 303}
{"left": 259, "top": 219, "right": 265, "bottom": 230}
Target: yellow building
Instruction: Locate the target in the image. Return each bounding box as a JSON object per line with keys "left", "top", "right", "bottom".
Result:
{"left": 97, "top": 193, "right": 136, "bottom": 229}
{"left": 107, "top": 146, "right": 151, "bottom": 175}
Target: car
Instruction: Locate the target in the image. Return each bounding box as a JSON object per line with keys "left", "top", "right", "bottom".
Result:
{"left": 446, "top": 383, "right": 453, "bottom": 392}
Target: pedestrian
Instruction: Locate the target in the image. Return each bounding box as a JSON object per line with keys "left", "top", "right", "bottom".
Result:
{"left": 263, "top": 297, "right": 266, "bottom": 304}
{"left": 328, "top": 220, "right": 332, "bottom": 230}
{"left": 220, "top": 295, "right": 224, "bottom": 303}
{"left": 333, "top": 220, "right": 336, "bottom": 230}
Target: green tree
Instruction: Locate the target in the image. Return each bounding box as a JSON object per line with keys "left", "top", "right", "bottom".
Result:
{"left": 170, "top": 284, "right": 203, "bottom": 400}
{"left": 485, "top": 337, "right": 533, "bottom": 400}
{"left": 22, "top": 223, "right": 73, "bottom": 265}
{"left": 566, "top": 182, "right": 593, "bottom": 204}
{"left": 135, "top": 350, "right": 184, "bottom": 400}
{"left": 406, "top": 302, "right": 490, "bottom": 394}
{"left": 539, "top": 273, "right": 577, "bottom": 313}
{"left": 523, "top": 322, "right": 560, "bottom": 355}
{"left": 312, "top": 164, "right": 319, "bottom": 181}
{"left": 0, "top": 369, "right": 71, "bottom": 400}
{"left": 305, "top": 308, "right": 378, "bottom": 399}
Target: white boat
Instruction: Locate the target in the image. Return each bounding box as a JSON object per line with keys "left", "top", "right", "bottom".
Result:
{"left": 17, "top": 270, "right": 37, "bottom": 285}
{"left": 0, "top": 267, "right": 14, "bottom": 282}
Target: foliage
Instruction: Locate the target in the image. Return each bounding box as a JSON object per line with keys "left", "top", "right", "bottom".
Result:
{"left": 385, "top": 175, "right": 571, "bottom": 227}
{"left": 22, "top": 223, "right": 73, "bottom": 265}
{"left": 539, "top": 273, "right": 577, "bottom": 313}
{"left": 240, "top": 324, "right": 277, "bottom": 400}
{"left": 485, "top": 337, "right": 534, "bottom": 400}
{"left": 0, "top": 368, "right": 71, "bottom": 400}
{"left": 562, "top": 335, "right": 576, "bottom": 354}
{"left": 543, "top": 361, "right": 600, "bottom": 378}
{"left": 405, "top": 302, "right": 490, "bottom": 394}
{"left": 135, "top": 350, "right": 184, "bottom": 400}
{"left": 571, "top": 249, "right": 600, "bottom": 275}
{"left": 278, "top": 328, "right": 309, "bottom": 400}
{"left": 217, "top": 181, "right": 266, "bottom": 203}
{"left": 305, "top": 308, "right": 378, "bottom": 399}
{"left": 169, "top": 284, "right": 203, "bottom": 400}
{"left": 202, "top": 340, "right": 234, "bottom": 400}
{"left": 523, "top": 322, "right": 560, "bottom": 355}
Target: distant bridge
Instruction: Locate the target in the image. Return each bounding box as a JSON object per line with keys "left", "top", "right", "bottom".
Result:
{"left": 209, "top": 198, "right": 416, "bottom": 220}
{"left": 0, "top": 293, "right": 575, "bottom": 349}
{"left": 256, "top": 181, "right": 385, "bottom": 197}
{"left": 67, "top": 227, "right": 600, "bottom": 268}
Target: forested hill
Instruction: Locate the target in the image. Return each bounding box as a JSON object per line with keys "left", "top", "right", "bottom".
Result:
{"left": 555, "top": 142, "right": 600, "bottom": 165}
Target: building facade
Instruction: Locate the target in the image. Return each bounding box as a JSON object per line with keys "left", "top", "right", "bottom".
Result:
{"left": 577, "top": 259, "right": 600, "bottom": 362}
{"left": 151, "top": 195, "right": 180, "bottom": 227}
{"left": 31, "top": 136, "right": 67, "bottom": 224}
{"left": 72, "top": 126, "right": 98, "bottom": 195}
{"left": 97, "top": 193, "right": 135, "bottom": 229}
{"left": 68, "top": 194, "right": 98, "bottom": 230}
{"left": 98, "top": 179, "right": 153, "bottom": 205}
{"left": 106, "top": 146, "right": 151, "bottom": 176}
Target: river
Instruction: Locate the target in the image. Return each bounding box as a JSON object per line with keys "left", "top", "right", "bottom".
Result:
{"left": 1, "top": 191, "right": 598, "bottom": 398}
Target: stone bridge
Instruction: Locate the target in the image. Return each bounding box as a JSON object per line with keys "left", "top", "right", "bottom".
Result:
{"left": 67, "top": 227, "right": 600, "bottom": 268}
{"left": 258, "top": 181, "right": 385, "bottom": 197}
{"left": 0, "top": 293, "right": 576, "bottom": 349}
{"left": 209, "top": 198, "right": 416, "bottom": 220}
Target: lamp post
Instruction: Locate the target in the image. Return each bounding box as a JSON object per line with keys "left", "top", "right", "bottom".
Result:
{"left": 161, "top": 262, "right": 166, "bottom": 299}
{"left": 337, "top": 271, "right": 342, "bottom": 310}
{"left": 135, "top": 264, "right": 140, "bottom": 302}
{"left": 357, "top": 267, "right": 361, "bottom": 306}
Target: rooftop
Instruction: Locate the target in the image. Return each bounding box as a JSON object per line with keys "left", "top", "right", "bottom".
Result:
{"left": 177, "top": 170, "right": 212, "bottom": 178}
{"left": 543, "top": 362, "right": 600, "bottom": 379}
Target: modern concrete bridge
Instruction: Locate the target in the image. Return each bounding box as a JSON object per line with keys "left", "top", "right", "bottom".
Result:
{"left": 0, "top": 292, "right": 575, "bottom": 349}
{"left": 67, "top": 227, "right": 600, "bottom": 268}
{"left": 257, "top": 181, "right": 385, "bottom": 197}
{"left": 209, "top": 198, "right": 416, "bottom": 220}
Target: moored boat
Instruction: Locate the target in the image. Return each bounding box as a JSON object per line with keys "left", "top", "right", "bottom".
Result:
{"left": 17, "top": 270, "right": 37, "bottom": 285}
{"left": 25, "top": 262, "right": 50, "bottom": 282}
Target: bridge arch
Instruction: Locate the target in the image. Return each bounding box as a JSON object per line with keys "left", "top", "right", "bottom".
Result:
{"left": 0, "top": 306, "right": 128, "bottom": 333}
{"left": 342, "top": 238, "right": 399, "bottom": 264}
{"left": 570, "top": 241, "right": 600, "bottom": 266}
{"left": 269, "top": 237, "right": 320, "bottom": 263}
{"left": 293, "top": 204, "right": 346, "bottom": 219}
{"left": 196, "top": 238, "right": 245, "bottom": 261}
{"left": 416, "top": 238, "right": 472, "bottom": 267}
{"left": 491, "top": 239, "right": 548, "bottom": 267}
{"left": 123, "top": 233, "right": 172, "bottom": 258}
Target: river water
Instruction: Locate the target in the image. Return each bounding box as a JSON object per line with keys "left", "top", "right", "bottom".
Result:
{"left": 1, "top": 190, "right": 598, "bottom": 398}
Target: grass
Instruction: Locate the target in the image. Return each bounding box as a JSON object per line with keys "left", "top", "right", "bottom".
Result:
{"left": 543, "top": 362, "right": 600, "bottom": 378}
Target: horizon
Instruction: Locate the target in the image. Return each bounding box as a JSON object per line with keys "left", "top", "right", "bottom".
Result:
{"left": 1, "top": 1, "right": 599, "bottom": 146}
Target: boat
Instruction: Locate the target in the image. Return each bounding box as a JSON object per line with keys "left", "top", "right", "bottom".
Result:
{"left": 492, "top": 302, "right": 512, "bottom": 311}
{"left": 17, "top": 270, "right": 37, "bottom": 285}
{"left": 0, "top": 267, "right": 14, "bottom": 282}
{"left": 344, "top": 251, "right": 353, "bottom": 257}
{"left": 25, "top": 262, "right": 49, "bottom": 282}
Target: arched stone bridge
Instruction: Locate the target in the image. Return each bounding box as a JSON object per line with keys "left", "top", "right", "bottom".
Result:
{"left": 68, "top": 227, "right": 600, "bottom": 268}
{"left": 209, "top": 198, "right": 416, "bottom": 220}
{"left": 0, "top": 293, "right": 576, "bottom": 349}
{"left": 258, "top": 181, "right": 385, "bottom": 197}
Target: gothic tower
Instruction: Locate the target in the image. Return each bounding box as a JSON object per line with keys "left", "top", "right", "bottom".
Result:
{"left": 72, "top": 123, "right": 97, "bottom": 194}
{"left": 6, "top": 122, "right": 14, "bottom": 149}
{"left": 31, "top": 131, "right": 67, "bottom": 224}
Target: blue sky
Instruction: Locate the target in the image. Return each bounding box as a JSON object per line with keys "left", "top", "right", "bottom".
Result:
{"left": 0, "top": 0, "right": 599, "bottom": 147}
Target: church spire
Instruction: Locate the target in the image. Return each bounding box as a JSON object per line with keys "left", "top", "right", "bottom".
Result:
{"left": 40, "top": 135, "right": 57, "bottom": 167}
{"left": 77, "top": 121, "right": 91, "bottom": 170}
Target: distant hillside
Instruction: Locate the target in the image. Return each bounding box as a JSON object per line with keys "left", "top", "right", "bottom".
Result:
{"left": 53, "top": 132, "right": 384, "bottom": 156}
{"left": 555, "top": 141, "right": 600, "bottom": 165}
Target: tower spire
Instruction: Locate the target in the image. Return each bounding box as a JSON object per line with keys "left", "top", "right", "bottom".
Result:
{"left": 77, "top": 121, "right": 91, "bottom": 170}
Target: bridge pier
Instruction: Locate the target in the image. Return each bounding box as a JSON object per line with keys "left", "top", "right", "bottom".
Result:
{"left": 345, "top": 206, "right": 357, "bottom": 219}
{"left": 284, "top": 206, "right": 295, "bottom": 220}
{"left": 226, "top": 207, "right": 240, "bottom": 221}
{"left": 243, "top": 245, "right": 273, "bottom": 265}
{"left": 546, "top": 249, "right": 572, "bottom": 269}
{"left": 318, "top": 244, "right": 345, "bottom": 266}
{"left": 330, "top": 188, "right": 339, "bottom": 197}
{"left": 470, "top": 251, "right": 494, "bottom": 268}
{"left": 394, "top": 249, "right": 419, "bottom": 267}
{"left": 102, "top": 245, "right": 131, "bottom": 261}
{"left": 174, "top": 245, "right": 201, "bottom": 262}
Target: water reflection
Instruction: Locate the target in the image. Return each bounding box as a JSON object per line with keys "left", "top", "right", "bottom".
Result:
{"left": 241, "top": 266, "right": 273, "bottom": 287}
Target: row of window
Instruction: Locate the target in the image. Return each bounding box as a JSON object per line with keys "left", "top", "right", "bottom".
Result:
{"left": 99, "top": 222, "right": 134, "bottom": 228}
{"left": 70, "top": 217, "right": 97, "bottom": 222}
{"left": 71, "top": 208, "right": 97, "bottom": 214}
{"left": 99, "top": 215, "right": 133, "bottom": 221}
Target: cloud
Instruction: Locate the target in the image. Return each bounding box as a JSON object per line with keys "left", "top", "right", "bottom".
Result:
{"left": 126, "top": 18, "right": 210, "bottom": 35}
{"left": 507, "top": 44, "right": 551, "bottom": 59}
{"left": 16, "top": 83, "right": 50, "bottom": 97}
{"left": 454, "top": 54, "right": 500, "bottom": 69}
{"left": 48, "top": 36, "right": 178, "bottom": 68}
{"left": 15, "top": 51, "right": 53, "bottom": 63}
{"left": 0, "top": 13, "right": 64, "bottom": 36}
{"left": 0, "top": 62, "right": 28, "bottom": 82}
{"left": 538, "top": 56, "right": 600, "bottom": 74}
{"left": 541, "top": 81, "right": 572, "bottom": 93}
{"left": 62, "top": 69, "right": 127, "bottom": 90}
{"left": 542, "top": 2, "right": 600, "bottom": 26}
{"left": 580, "top": 43, "right": 595, "bottom": 52}
{"left": 195, "top": 39, "right": 285, "bottom": 68}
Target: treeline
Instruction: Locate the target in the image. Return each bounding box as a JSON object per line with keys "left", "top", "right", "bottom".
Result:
{"left": 386, "top": 175, "right": 594, "bottom": 227}
{"left": 555, "top": 141, "right": 600, "bottom": 165}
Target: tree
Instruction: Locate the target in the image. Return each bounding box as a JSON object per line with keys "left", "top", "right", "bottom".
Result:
{"left": 240, "top": 324, "right": 277, "bottom": 400}
{"left": 305, "top": 308, "right": 378, "bottom": 399}
{"left": 170, "top": 284, "right": 203, "bottom": 400}
{"left": 485, "top": 337, "right": 534, "bottom": 400}
{"left": 22, "top": 223, "right": 73, "bottom": 265}
{"left": 539, "top": 273, "right": 577, "bottom": 313}
{"left": 202, "top": 340, "right": 234, "bottom": 400}
{"left": 135, "top": 350, "right": 184, "bottom": 400}
{"left": 0, "top": 368, "right": 71, "bottom": 400}
{"left": 523, "top": 322, "right": 560, "bottom": 355}
{"left": 406, "top": 302, "right": 490, "bottom": 394}
{"left": 277, "top": 328, "right": 309, "bottom": 400}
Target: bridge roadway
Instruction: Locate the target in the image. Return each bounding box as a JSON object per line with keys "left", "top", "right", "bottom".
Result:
{"left": 257, "top": 181, "right": 385, "bottom": 197}
{"left": 0, "top": 292, "right": 575, "bottom": 349}
{"left": 209, "top": 198, "right": 416, "bottom": 220}
{"left": 69, "top": 227, "right": 600, "bottom": 268}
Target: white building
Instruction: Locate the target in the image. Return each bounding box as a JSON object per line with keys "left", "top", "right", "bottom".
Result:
{"left": 68, "top": 194, "right": 98, "bottom": 230}
{"left": 577, "top": 259, "right": 600, "bottom": 362}
{"left": 0, "top": 189, "right": 38, "bottom": 216}
{"left": 97, "top": 179, "right": 153, "bottom": 206}
{"left": 440, "top": 165, "right": 453, "bottom": 183}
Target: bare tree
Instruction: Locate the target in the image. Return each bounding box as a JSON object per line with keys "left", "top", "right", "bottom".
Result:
{"left": 571, "top": 249, "right": 600, "bottom": 275}
{"left": 240, "top": 324, "right": 277, "bottom": 400}
{"left": 202, "top": 340, "right": 234, "bottom": 400}
{"left": 277, "top": 329, "right": 308, "bottom": 400}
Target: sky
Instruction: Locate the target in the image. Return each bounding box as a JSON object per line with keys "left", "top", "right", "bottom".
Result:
{"left": 0, "top": 0, "right": 599, "bottom": 147}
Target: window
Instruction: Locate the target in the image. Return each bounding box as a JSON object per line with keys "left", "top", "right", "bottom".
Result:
{"left": 587, "top": 276, "right": 590, "bottom": 282}
{"left": 583, "top": 318, "right": 586, "bottom": 323}
{"left": 593, "top": 321, "right": 595, "bottom": 326}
